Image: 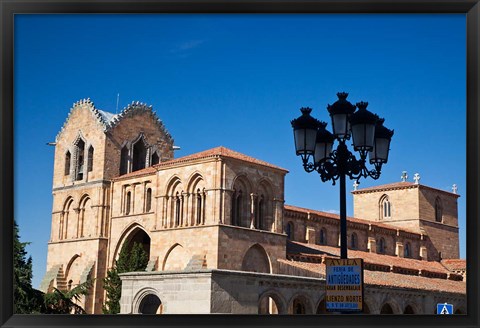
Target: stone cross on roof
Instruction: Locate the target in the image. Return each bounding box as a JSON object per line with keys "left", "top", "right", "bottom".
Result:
{"left": 353, "top": 180, "right": 359, "bottom": 191}
{"left": 452, "top": 184, "right": 458, "bottom": 194}
{"left": 401, "top": 171, "right": 408, "bottom": 182}
{"left": 413, "top": 173, "right": 420, "bottom": 184}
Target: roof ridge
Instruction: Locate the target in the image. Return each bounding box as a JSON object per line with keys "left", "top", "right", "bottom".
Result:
{"left": 154, "top": 146, "right": 288, "bottom": 172}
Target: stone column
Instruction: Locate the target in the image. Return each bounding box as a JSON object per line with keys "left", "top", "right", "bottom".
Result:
{"left": 250, "top": 193, "right": 257, "bottom": 229}
{"left": 273, "top": 198, "right": 284, "bottom": 234}
{"left": 395, "top": 242, "right": 404, "bottom": 257}
{"left": 183, "top": 192, "right": 189, "bottom": 227}
{"left": 368, "top": 237, "right": 376, "bottom": 253}
{"left": 420, "top": 246, "right": 428, "bottom": 261}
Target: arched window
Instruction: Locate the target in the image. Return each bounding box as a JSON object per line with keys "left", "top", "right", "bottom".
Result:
{"left": 196, "top": 189, "right": 203, "bottom": 225}
{"left": 126, "top": 191, "right": 131, "bottom": 215}
{"left": 120, "top": 145, "right": 129, "bottom": 175}
{"left": 350, "top": 233, "right": 358, "bottom": 249}
{"left": 175, "top": 192, "right": 181, "bottom": 226}
{"left": 377, "top": 237, "right": 386, "bottom": 254}
{"left": 286, "top": 221, "right": 294, "bottom": 240}
{"left": 74, "top": 139, "right": 85, "bottom": 181}
{"left": 68, "top": 280, "right": 73, "bottom": 291}
{"left": 404, "top": 242, "right": 412, "bottom": 258}
{"left": 379, "top": 195, "right": 391, "bottom": 220}
{"left": 151, "top": 151, "right": 160, "bottom": 166}
{"left": 319, "top": 228, "right": 327, "bottom": 245}
{"left": 435, "top": 197, "right": 443, "bottom": 222}
{"left": 62, "top": 198, "right": 75, "bottom": 240}
{"left": 87, "top": 146, "right": 94, "bottom": 172}
{"left": 64, "top": 151, "right": 71, "bottom": 176}
{"left": 257, "top": 195, "right": 265, "bottom": 230}
{"left": 231, "top": 190, "right": 243, "bottom": 226}
{"left": 132, "top": 138, "right": 147, "bottom": 172}
{"left": 145, "top": 188, "right": 152, "bottom": 212}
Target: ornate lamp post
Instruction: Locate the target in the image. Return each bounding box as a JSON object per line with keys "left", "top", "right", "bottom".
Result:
{"left": 291, "top": 92, "right": 394, "bottom": 259}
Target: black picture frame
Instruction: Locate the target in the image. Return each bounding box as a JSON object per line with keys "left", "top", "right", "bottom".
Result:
{"left": 1, "top": 1, "right": 478, "bottom": 328}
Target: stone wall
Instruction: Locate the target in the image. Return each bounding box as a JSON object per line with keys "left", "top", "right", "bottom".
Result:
{"left": 119, "top": 269, "right": 466, "bottom": 314}
{"left": 353, "top": 185, "right": 420, "bottom": 229}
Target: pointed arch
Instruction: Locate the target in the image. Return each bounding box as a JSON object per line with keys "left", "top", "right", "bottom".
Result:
{"left": 187, "top": 173, "right": 206, "bottom": 226}
{"left": 145, "top": 188, "right": 152, "bottom": 212}
{"left": 132, "top": 135, "right": 148, "bottom": 172}
{"left": 73, "top": 136, "right": 86, "bottom": 181}
{"left": 63, "top": 197, "right": 75, "bottom": 240}
{"left": 120, "top": 144, "right": 129, "bottom": 175}
{"left": 241, "top": 243, "right": 271, "bottom": 273}
{"left": 151, "top": 151, "right": 160, "bottom": 166}
{"left": 231, "top": 174, "right": 252, "bottom": 227}
{"left": 64, "top": 254, "right": 81, "bottom": 279}
{"left": 162, "top": 243, "right": 190, "bottom": 271}
{"left": 112, "top": 223, "right": 151, "bottom": 266}
{"left": 64, "top": 150, "right": 71, "bottom": 176}
{"left": 165, "top": 176, "right": 184, "bottom": 228}
{"left": 379, "top": 194, "right": 391, "bottom": 220}
{"left": 79, "top": 194, "right": 95, "bottom": 238}
{"left": 256, "top": 179, "right": 273, "bottom": 231}
{"left": 87, "top": 145, "right": 94, "bottom": 172}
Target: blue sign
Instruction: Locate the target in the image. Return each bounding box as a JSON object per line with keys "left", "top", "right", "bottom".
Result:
{"left": 437, "top": 303, "right": 453, "bottom": 314}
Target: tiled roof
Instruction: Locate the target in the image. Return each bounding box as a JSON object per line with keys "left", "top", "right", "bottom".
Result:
{"left": 283, "top": 260, "right": 466, "bottom": 294}
{"left": 113, "top": 166, "right": 157, "bottom": 180}
{"left": 284, "top": 204, "right": 421, "bottom": 236}
{"left": 154, "top": 146, "right": 288, "bottom": 172}
{"left": 352, "top": 181, "right": 416, "bottom": 193}
{"left": 287, "top": 241, "right": 449, "bottom": 274}
{"left": 281, "top": 242, "right": 466, "bottom": 294}
{"left": 113, "top": 146, "right": 288, "bottom": 181}
{"left": 441, "top": 259, "right": 467, "bottom": 270}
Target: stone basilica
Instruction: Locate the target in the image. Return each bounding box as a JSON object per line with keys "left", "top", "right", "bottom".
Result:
{"left": 41, "top": 99, "right": 466, "bottom": 315}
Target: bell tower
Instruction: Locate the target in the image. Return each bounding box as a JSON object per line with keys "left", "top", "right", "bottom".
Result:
{"left": 42, "top": 98, "right": 174, "bottom": 313}
{"left": 352, "top": 172, "right": 460, "bottom": 261}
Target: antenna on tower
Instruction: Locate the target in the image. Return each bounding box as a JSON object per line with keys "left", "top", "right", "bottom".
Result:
{"left": 116, "top": 93, "right": 120, "bottom": 114}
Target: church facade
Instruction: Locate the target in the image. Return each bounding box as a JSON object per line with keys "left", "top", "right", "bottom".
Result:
{"left": 41, "top": 99, "right": 466, "bottom": 314}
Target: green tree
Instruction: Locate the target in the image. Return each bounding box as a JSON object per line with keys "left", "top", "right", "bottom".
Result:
{"left": 43, "top": 280, "right": 93, "bottom": 314}
{"left": 102, "top": 242, "right": 148, "bottom": 314}
{"left": 13, "top": 220, "right": 43, "bottom": 313}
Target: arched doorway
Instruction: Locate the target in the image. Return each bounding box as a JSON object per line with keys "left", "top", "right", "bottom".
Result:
{"left": 114, "top": 225, "right": 151, "bottom": 267}
{"left": 316, "top": 299, "right": 327, "bottom": 314}
{"left": 124, "top": 228, "right": 150, "bottom": 259}
{"left": 404, "top": 305, "right": 415, "bottom": 314}
{"left": 380, "top": 303, "right": 394, "bottom": 314}
{"left": 258, "top": 296, "right": 279, "bottom": 314}
{"left": 289, "top": 295, "right": 312, "bottom": 314}
{"left": 363, "top": 302, "right": 371, "bottom": 314}
{"left": 138, "top": 294, "right": 162, "bottom": 314}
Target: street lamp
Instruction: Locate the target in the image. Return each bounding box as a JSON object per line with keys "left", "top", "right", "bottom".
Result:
{"left": 291, "top": 92, "right": 394, "bottom": 259}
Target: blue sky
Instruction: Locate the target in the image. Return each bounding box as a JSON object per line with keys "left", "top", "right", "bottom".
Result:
{"left": 14, "top": 14, "right": 466, "bottom": 289}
